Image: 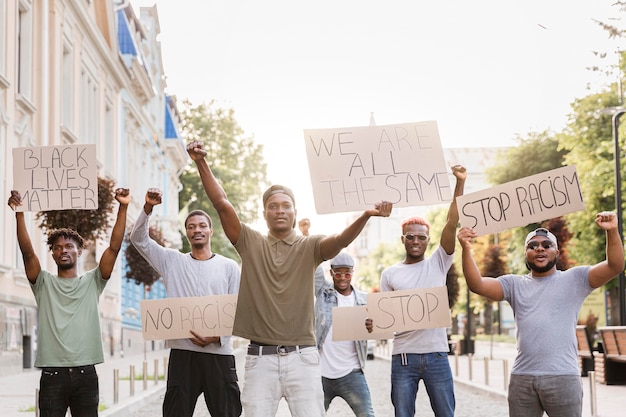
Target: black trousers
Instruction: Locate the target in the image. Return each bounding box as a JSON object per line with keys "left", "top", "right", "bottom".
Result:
{"left": 163, "top": 349, "right": 242, "bottom": 417}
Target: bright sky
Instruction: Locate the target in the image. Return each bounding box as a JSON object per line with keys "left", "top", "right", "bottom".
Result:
{"left": 134, "top": 0, "right": 623, "bottom": 234}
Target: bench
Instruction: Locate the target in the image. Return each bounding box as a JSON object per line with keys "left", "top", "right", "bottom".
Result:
{"left": 576, "top": 325, "right": 594, "bottom": 376}
{"left": 593, "top": 326, "right": 626, "bottom": 385}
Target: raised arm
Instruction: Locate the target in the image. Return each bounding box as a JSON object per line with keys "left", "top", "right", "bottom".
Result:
{"left": 187, "top": 140, "right": 241, "bottom": 244}
{"left": 457, "top": 226, "right": 504, "bottom": 301}
{"left": 99, "top": 188, "right": 130, "bottom": 280}
{"left": 319, "top": 201, "right": 392, "bottom": 261}
{"left": 588, "top": 211, "right": 625, "bottom": 288}
{"left": 440, "top": 165, "right": 467, "bottom": 254}
{"left": 8, "top": 191, "right": 41, "bottom": 283}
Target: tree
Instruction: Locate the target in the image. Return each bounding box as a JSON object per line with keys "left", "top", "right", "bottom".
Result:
{"left": 124, "top": 224, "right": 166, "bottom": 288}
{"left": 179, "top": 100, "right": 268, "bottom": 260}
{"left": 356, "top": 241, "right": 405, "bottom": 291}
{"left": 480, "top": 244, "right": 508, "bottom": 335}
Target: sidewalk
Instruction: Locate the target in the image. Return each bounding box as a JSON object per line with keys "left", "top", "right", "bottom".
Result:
{"left": 1, "top": 340, "right": 624, "bottom": 416}
{"left": 0, "top": 348, "right": 171, "bottom": 417}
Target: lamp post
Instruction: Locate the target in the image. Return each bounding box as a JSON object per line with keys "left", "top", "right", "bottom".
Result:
{"left": 610, "top": 109, "right": 626, "bottom": 326}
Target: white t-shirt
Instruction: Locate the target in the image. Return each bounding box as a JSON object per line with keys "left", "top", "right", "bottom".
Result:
{"left": 320, "top": 292, "right": 361, "bottom": 378}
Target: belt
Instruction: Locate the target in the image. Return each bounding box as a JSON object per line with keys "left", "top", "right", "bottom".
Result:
{"left": 247, "top": 343, "right": 315, "bottom": 356}
{"left": 41, "top": 364, "right": 95, "bottom": 374}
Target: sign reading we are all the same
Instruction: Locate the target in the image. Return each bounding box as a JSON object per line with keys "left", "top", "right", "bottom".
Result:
{"left": 304, "top": 121, "right": 452, "bottom": 214}
{"left": 12, "top": 144, "right": 98, "bottom": 211}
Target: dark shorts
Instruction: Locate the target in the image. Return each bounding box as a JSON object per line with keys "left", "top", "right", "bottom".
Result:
{"left": 163, "top": 349, "right": 242, "bottom": 417}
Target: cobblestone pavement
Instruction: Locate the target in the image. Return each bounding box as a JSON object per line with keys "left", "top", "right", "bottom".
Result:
{"left": 130, "top": 352, "right": 508, "bottom": 417}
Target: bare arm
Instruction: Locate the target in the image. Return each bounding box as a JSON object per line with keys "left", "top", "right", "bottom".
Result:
{"left": 440, "top": 165, "right": 467, "bottom": 254}
{"left": 457, "top": 226, "right": 504, "bottom": 301}
{"left": 588, "top": 212, "right": 625, "bottom": 288}
{"left": 99, "top": 188, "right": 130, "bottom": 280}
{"left": 9, "top": 191, "right": 41, "bottom": 283}
{"left": 319, "top": 201, "right": 392, "bottom": 261}
{"left": 187, "top": 140, "right": 241, "bottom": 244}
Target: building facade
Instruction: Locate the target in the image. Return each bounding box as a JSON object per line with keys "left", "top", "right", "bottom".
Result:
{"left": 0, "top": 0, "right": 184, "bottom": 375}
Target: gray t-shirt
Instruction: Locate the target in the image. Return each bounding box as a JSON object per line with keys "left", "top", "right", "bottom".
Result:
{"left": 500, "top": 266, "right": 592, "bottom": 376}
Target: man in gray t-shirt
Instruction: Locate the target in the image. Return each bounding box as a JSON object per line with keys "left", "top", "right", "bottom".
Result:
{"left": 457, "top": 212, "right": 624, "bottom": 417}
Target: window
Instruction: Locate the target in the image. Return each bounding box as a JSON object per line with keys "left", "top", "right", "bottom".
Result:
{"left": 80, "top": 65, "right": 98, "bottom": 144}
{"left": 0, "top": 0, "right": 6, "bottom": 75}
{"left": 61, "top": 42, "right": 73, "bottom": 129}
{"left": 17, "top": 0, "right": 32, "bottom": 98}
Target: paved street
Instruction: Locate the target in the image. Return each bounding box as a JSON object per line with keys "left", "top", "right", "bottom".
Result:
{"left": 130, "top": 351, "right": 509, "bottom": 417}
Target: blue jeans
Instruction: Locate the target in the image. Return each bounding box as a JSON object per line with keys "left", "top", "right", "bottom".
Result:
{"left": 322, "top": 369, "right": 375, "bottom": 417}
{"left": 391, "top": 352, "right": 455, "bottom": 417}
{"left": 38, "top": 365, "right": 99, "bottom": 417}
{"left": 508, "top": 374, "right": 583, "bottom": 417}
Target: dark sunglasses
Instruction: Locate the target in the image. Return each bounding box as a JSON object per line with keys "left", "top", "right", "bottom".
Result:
{"left": 403, "top": 233, "right": 428, "bottom": 242}
{"left": 526, "top": 240, "right": 555, "bottom": 251}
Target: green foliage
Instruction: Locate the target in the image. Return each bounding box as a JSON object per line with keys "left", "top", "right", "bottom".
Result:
{"left": 124, "top": 224, "right": 166, "bottom": 288}
{"left": 178, "top": 100, "right": 268, "bottom": 260}
{"left": 356, "top": 241, "right": 405, "bottom": 291}
{"left": 36, "top": 177, "right": 116, "bottom": 244}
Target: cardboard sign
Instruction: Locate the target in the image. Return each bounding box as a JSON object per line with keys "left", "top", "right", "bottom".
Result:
{"left": 140, "top": 294, "right": 237, "bottom": 341}
{"left": 331, "top": 305, "right": 395, "bottom": 341}
{"left": 457, "top": 165, "right": 584, "bottom": 236}
{"left": 12, "top": 144, "right": 98, "bottom": 211}
{"left": 303, "top": 121, "right": 451, "bottom": 214}
{"left": 366, "top": 286, "right": 451, "bottom": 332}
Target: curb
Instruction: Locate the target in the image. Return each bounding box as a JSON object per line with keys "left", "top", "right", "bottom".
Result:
{"left": 100, "top": 385, "right": 166, "bottom": 417}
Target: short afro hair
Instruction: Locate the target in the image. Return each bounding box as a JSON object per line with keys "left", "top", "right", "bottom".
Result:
{"left": 47, "top": 228, "right": 85, "bottom": 251}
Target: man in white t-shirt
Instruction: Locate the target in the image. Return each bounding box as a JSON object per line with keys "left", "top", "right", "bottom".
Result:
{"left": 315, "top": 252, "right": 374, "bottom": 417}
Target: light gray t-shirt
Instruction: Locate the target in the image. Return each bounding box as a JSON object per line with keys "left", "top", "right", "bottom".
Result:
{"left": 130, "top": 209, "right": 240, "bottom": 354}
{"left": 500, "top": 266, "right": 593, "bottom": 376}
{"left": 380, "top": 246, "right": 453, "bottom": 354}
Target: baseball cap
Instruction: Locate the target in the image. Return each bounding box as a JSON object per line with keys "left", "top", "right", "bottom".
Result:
{"left": 330, "top": 252, "right": 355, "bottom": 269}
{"left": 524, "top": 228, "right": 558, "bottom": 249}
{"left": 262, "top": 185, "right": 296, "bottom": 207}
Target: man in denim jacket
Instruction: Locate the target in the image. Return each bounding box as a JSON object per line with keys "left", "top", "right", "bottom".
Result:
{"left": 315, "top": 252, "right": 375, "bottom": 417}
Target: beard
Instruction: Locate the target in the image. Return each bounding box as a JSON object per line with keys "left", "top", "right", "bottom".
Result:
{"left": 57, "top": 262, "right": 75, "bottom": 270}
{"left": 526, "top": 257, "right": 558, "bottom": 273}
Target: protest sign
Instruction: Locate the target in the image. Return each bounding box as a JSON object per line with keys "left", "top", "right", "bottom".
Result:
{"left": 366, "top": 286, "right": 451, "bottom": 333}
{"left": 140, "top": 294, "right": 237, "bottom": 341}
{"left": 304, "top": 121, "right": 451, "bottom": 214}
{"left": 331, "top": 305, "right": 394, "bottom": 341}
{"left": 12, "top": 144, "right": 98, "bottom": 211}
{"left": 457, "top": 165, "right": 584, "bottom": 236}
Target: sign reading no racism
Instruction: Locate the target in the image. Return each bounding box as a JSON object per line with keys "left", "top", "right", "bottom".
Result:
{"left": 457, "top": 165, "right": 585, "bottom": 236}
{"left": 366, "top": 286, "right": 451, "bottom": 333}
{"left": 304, "top": 121, "right": 452, "bottom": 214}
{"left": 141, "top": 294, "right": 237, "bottom": 341}
{"left": 12, "top": 144, "right": 98, "bottom": 211}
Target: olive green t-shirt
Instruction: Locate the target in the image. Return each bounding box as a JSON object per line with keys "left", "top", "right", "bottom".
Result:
{"left": 30, "top": 268, "right": 107, "bottom": 367}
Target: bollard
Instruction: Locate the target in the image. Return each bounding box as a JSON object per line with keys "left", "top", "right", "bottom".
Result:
{"left": 36, "top": 388, "right": 40, "bottom": 417}
{"left": 468, "top": 353, "right": 473, "bottom": 380}
{"left": 589, "top": 371, "right": 598, "bottom": 417}
{"left": 164, "top": 356, "right": 168, "bottom": 380}
{"left": 113, "top": 369, "right": 119, "bottom": 404}
{"left": 130, "top": 364, "right": 135, "bottom": 396}
{"left": 484, "top": 357, "right": 490, "bottom": 386}
{"left": 454, "top": 351, "right": 459, "bottom": 377}
{"left": 154, "top": 358, "right": 159, "bottom": 385}
{"left": 143, "top": 361, "right": 148, "bottom": 390}
{"left": 503, "top": 359, "right": 509, "bottom": 391}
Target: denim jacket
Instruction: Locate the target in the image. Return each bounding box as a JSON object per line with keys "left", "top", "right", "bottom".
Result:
{"left": 314, "top": 265, "right": 368, "bottom": 369}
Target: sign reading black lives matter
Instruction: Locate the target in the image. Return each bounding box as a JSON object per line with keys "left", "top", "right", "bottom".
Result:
{"left": 12, "top": 144, "right": 98, "bottom": 212}
{"left": 304, "top": 121, "right": 451, "bottom": 214}
{"left": 457, "top": 165, "right": 584, "bottom": 236}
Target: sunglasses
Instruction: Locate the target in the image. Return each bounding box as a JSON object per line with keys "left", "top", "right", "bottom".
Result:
{"left": 331, "top": 270, "right": 352, "bottom": 280}
{"left": 403, "top": 233, "right": 429, "bottom": 242}
{"left": 526, "top": 240, "right": 555, "bottom": 251}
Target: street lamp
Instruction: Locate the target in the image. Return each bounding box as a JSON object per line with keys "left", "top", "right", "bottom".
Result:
{"left": 602, "top": 106, "right": 626, "bottom": 326}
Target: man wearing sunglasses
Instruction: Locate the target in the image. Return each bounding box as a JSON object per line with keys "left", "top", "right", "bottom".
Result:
{"left": 314, "top": 252, "right": 375, "bottom": 417}
{"left": 457, "top": 212, "right": 624, "bottom": 417}
{"left": 367, "top": 165, "right": 466, "bottom": 417}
